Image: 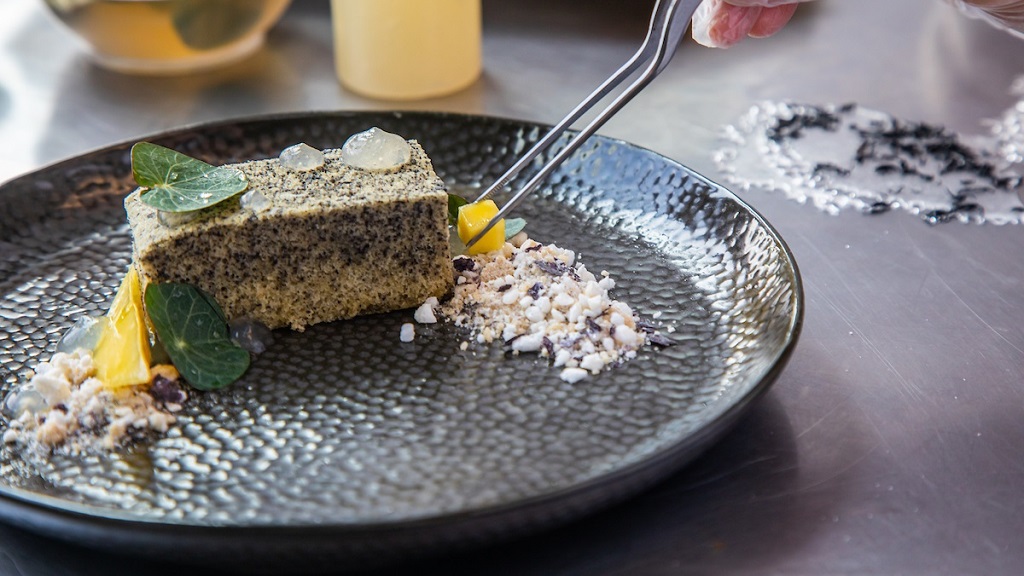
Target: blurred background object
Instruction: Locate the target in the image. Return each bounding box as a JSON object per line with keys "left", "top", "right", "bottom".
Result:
{"left": 41, "top": 0, "right": 293, "bottom": 75}
{"left": 331, "top": 0, "right": 482, "bottom": 100}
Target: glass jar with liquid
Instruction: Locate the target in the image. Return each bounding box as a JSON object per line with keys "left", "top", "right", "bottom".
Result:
{"left": 42, "top": 0, "right": 293, "bottom": 75}
{"left": 330, "top": 0, "right": 482, "bottom": 100}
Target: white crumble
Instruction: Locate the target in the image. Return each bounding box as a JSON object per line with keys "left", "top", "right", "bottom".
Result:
{"left": 435, "top": 238, "right": 671, "bottom": 382}
{"left": 414, "top": 297, "right": 439, "bottom": 324}
{"left": 400, "top": 323, "right": 416, "bottom": 342}
{"left": 2, "top": 350, "right": 187, "bottom": 454}
{"left": 559, "top": 367, "right": 590, "bottom": 384}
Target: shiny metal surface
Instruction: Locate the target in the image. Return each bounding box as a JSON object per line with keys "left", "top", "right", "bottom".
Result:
{"left": 1, "top": 0, "right": 1022, "bottom": 574}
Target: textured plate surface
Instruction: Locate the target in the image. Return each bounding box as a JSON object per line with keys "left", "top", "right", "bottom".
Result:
{"left": 0, "top": 112, "right": 801, "bottom": 568}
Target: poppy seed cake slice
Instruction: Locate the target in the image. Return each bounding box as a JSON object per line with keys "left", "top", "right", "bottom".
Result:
{"left": 124, "top": 142, "right": 454, "bottom": 331}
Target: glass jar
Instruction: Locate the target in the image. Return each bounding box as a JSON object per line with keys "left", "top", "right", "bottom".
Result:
{"left": 330, "top": 0, "right": 482, "bottom": 100}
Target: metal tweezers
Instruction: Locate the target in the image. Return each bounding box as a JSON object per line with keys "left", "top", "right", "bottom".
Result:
{"left": 466, "top": 0, "right": 704, "bottom": 248}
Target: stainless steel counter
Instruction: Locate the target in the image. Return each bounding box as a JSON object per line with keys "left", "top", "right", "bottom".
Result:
{"left": 2, "top": 0, "right": 1023, "bottom": 574}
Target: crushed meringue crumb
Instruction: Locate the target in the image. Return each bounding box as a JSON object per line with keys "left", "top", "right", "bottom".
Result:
{"left": 2, "top": 350, "right": 186, "bottom": 454}
{"left": 414, "top": 297, "right": 439, "bottom": 324}
{"left": 436, "top": 238, "right": 672, "bottom": 382}
{"left": 559, "top": 367, "right": 590, "bottom": 384}
{"left": 400, "top": 323, "right": 416, "bottom": 342}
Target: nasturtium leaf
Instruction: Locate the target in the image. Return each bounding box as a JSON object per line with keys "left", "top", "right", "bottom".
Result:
{"left": 132, "top": 142, "right": 248, "bottom": 213}
{"left": 447, "top": 192, "right": 469, "bottom": 226}
{"left": 144, "top": 283, "right": 250, "bottom": 391}
{"left": 504, "top": 217, "right": 527, "bottom": 239}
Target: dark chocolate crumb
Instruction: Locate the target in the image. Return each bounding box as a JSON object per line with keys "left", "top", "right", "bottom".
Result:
{"left": 541, "top": 337, "right": 555, "bottom": 357}
{"left": 535, "top": 261, "right": 567, "bottom": 276}
{"left": 151, "top": 376, "right": 188, "bottom": 405}
{"left": 453, "top": 257, "right": 476, "bottom": 273}
{"left": 636, "top": 318, "right": 659, "bottom": 333}
{"left": 648, "top": 333, "right": 677, "bottom": 347}
{"left": 496, "top": 284, "right": 512, "bottom": 292}
{"left": 527, "top": 282, "right": 543, "bottom": 300}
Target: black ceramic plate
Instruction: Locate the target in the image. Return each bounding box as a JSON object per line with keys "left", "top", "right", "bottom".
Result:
{"left": 0, "top": 111, "right": 801, "bottom": 571}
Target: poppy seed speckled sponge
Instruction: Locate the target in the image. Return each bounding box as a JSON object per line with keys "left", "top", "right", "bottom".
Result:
{"left": 124, "top": 142, "right": 453, "bottom": 331}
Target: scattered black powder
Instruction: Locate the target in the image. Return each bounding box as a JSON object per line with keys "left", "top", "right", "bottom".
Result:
{"left": 753, "top": 102, "right": 1024, "bottom": 224}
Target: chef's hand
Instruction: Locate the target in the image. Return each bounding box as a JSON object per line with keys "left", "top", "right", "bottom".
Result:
{"left": 692, "top": 0, "right": 1024, "bottom": 49}
{"left": 691, "top": 0, "right": 812, "bottom": 48}
{"left": 956, "top": 0, "right": 1024, "bottom": 35}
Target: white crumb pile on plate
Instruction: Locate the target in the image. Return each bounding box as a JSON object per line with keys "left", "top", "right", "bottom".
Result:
{"left": 425, "top": 237, "right": 670, "bottom": 383}
{"left": 2, "top": 350, "right": 186, "bottom": 453}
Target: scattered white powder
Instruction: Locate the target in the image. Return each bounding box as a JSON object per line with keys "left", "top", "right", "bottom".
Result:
{"left": 436, "top": 238, "right": 671, "bottom": 382}
{"left": 991, "top": 76, "right": 1024, "bottom": 166}
{"left": 2, "top": 350, "right": 186, "bottom": 454}
{"left": 715, "top": 101, "right": 1024, "bottom": 224}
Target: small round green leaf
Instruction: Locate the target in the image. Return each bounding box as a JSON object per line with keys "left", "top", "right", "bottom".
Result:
{"left": 447, "top": 192, "right": 469, "bottom": 226}
{"left": 132, "top": 142, "right": 248, "bottom": 213}
{"left": 144, "top": 283, "right": 250, "bottom": 391}
{"left": 504, "top": 217, "right": 527, "bottom": 239}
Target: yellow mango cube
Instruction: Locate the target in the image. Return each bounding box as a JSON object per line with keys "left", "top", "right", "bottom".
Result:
{"left": 93, "top": 267, "right": 153, "bottom": 389}
{"left": 457, "top": 199, "right": 505, "bottom": 255}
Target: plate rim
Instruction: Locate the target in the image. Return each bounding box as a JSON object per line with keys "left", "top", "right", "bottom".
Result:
{"left": 0, "top": 109, "right": 804, "bottom": 550}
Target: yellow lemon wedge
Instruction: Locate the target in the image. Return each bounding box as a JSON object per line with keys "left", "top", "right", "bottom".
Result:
{"left": 457, "top": 199, "right": 505, "bottom": 255}
{"left": 93, "top": 267, "right": 152, "bottom": 389}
